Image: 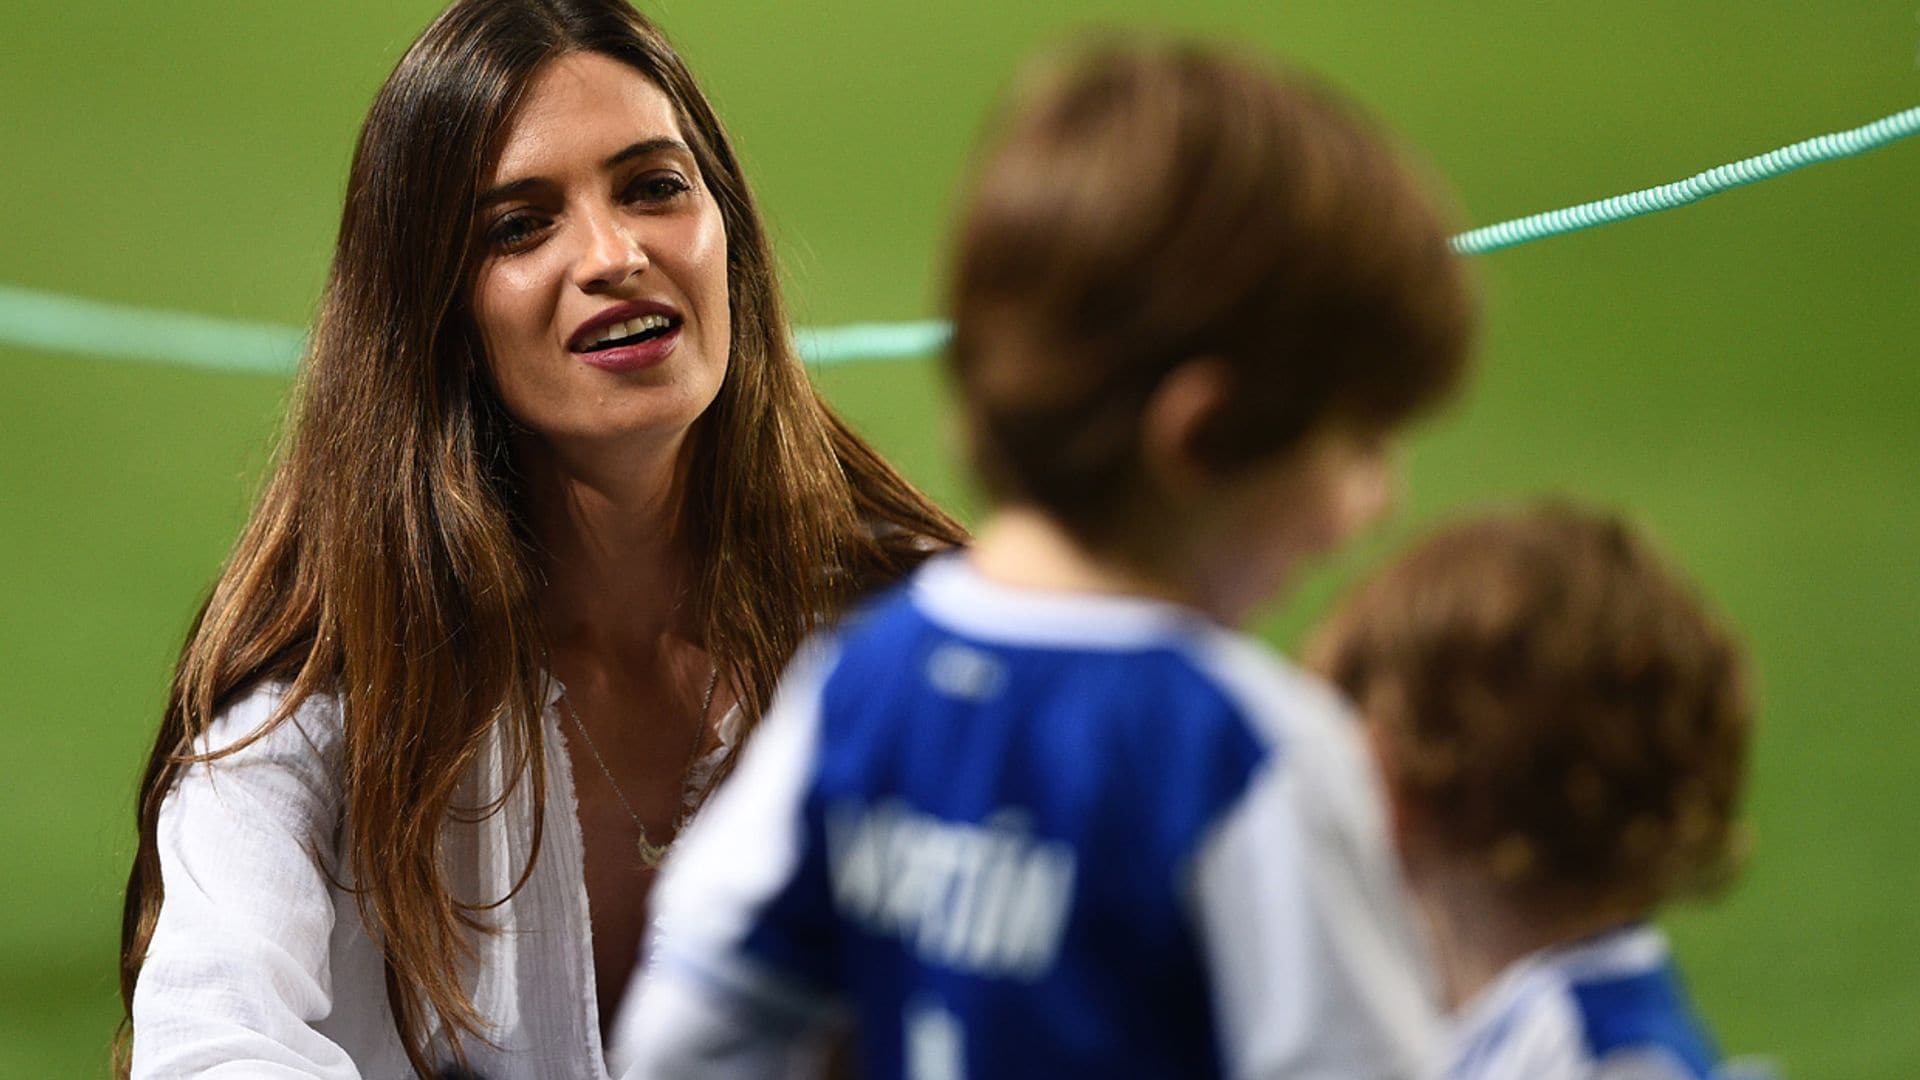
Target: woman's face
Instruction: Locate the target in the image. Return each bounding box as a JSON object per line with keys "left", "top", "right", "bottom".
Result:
{"left": 471, "top": 52, "right": 730, "bottom": 457}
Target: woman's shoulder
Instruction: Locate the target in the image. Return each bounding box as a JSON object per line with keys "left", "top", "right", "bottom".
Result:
{"left": 844, "top": 518, "right": 964, "bottom": 598}
{"left": 865, "top": 515, "right": 954, "bottom": 549}
{"left": 193, "top": 679, "right": 348, "bottom": 774}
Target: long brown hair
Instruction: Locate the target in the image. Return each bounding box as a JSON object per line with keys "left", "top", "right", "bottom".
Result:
{"left": 117, "top": 1, "right": 962, "bottom": 1074}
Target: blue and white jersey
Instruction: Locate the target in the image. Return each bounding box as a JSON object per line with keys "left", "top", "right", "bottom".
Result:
{"left": 1438, "top": 925, "right": 1723, "bottom": 1080}
{"left": 617, "top": 555, "right": 1439, "bottom": 1080}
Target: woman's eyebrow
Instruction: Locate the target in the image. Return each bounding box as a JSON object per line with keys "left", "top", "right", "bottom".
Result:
{"left": 605, "top": 136, "right": 692, "bottom": 169}
{"left": 477, "top": 176, "right": 546, "bottom": 208}
{"left": 477, "top": 137, "right": 694, "bottom": 207}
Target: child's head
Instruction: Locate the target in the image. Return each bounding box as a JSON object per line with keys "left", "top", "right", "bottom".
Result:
{"left": 945, "top": 39, "right": 1475, "bottom": 576}
{"left": 1308, "top": 504, "right": 1752, "bottom": 924}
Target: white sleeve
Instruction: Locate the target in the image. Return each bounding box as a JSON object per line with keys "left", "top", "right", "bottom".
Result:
{"left": 1188, "top": 665, "right": 1440, "bottom": 1080}
{"left": 612, "top": 639, "right": 843, "bottom": 1080}
{"left": 130, "top": 687, "right": 362, "bottom": 1079}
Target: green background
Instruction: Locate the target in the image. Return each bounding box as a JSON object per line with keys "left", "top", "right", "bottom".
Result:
{"left": 3, "top": 2, "right": 1915, "bottom": 1075}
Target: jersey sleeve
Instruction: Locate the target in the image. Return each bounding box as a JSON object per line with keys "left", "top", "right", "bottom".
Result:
{"left": 1186, "top": 655, "right": 1441, "bottom": 1080}
{"left": 130, "top": 687, "right": 363, "bottom": 1079}
{"left": 612, "top": 638, "right": 845, "bottom": 1080}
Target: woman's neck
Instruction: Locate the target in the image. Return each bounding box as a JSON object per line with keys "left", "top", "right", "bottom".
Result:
{"left": 520, "top": 434, "right": 697, "bottom": 655}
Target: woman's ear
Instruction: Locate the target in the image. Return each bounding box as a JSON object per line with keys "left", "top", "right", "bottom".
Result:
{"left": 1139, "top": 358, "right": 1233, "bottom": 496}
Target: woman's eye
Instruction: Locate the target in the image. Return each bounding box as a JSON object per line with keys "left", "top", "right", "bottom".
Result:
{"left": 485, "top": 213, "right": 547, "bottom": 251}
{"left": 626, "top": 173, "right": 692, "bottom": 205}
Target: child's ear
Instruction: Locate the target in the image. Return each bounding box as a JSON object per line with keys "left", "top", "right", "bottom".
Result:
{"left": 1140, "top": 358, "right": 1232, "bottom": 495}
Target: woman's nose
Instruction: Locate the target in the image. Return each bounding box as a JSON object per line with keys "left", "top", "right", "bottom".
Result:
{"left": 572, "top": 207, "right": 649, "bottom": 293}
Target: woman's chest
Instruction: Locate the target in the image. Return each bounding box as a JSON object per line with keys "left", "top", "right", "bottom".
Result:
{"left": 570, "top": 782, "right": 664, "bottom": 1033}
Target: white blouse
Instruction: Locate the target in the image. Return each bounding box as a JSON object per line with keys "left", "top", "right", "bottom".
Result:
{"left": 130, "top": 679, "right": 739, "bottom": 1080}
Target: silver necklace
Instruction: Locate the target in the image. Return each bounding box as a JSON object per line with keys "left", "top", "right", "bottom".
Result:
{"left": 563, "top": 665, "right": 719, "bottom": 869}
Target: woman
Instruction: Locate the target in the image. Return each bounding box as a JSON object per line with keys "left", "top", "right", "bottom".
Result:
{"left": 118, "top": 1, "right": 962, "bottom": 1076}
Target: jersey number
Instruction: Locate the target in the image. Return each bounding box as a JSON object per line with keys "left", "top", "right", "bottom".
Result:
{"left": 905, "top": 999, "right": 965, "bottom": 1080}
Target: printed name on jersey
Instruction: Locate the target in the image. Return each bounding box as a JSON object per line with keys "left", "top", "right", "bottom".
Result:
{"left": 825, "top": 797, "right": 1076, "bottom": 979}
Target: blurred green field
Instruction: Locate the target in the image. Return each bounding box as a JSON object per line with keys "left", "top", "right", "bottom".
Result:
{"left": 3, "top": 2, "right": 1916, "bottom": 1076}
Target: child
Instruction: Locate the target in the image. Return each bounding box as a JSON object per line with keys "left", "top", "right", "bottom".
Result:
{"left": 615, "top": 37, "right": 1476, "bottom": 1080}
{"left": 1306, "top": 505, "right": 1753, "bottom": 1079}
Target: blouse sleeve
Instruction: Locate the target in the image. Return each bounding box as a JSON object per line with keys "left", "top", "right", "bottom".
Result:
{"left": 130, "top": 686, "right": 363, "bottom": 1079}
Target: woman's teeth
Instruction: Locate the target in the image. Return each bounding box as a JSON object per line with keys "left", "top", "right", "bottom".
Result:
{"left": 583, "top": 313, "right": 673, "bottom": 351}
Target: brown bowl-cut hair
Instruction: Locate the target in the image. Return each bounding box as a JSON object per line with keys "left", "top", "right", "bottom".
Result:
{"left": 947, "top": 39, "right": 1476, "bottom": 550}
{"left": 1307, "top": 504, "right": 1753, "bottom": 917}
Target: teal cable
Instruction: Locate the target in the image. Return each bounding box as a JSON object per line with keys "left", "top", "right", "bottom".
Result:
{"left": 793, "top": 320, "right": 951, "bottom": 365}
{"left": 4, "top": 105, "right": 1916, "bottom": 374}
{"left": 0, "top": 284, "right": 305, "bottom": 377}
{"left": 1451, "top": 104, "right": 1920, "bottom": 254}
{"left": 0, "top": 283, "right": 946, "bottom": 374}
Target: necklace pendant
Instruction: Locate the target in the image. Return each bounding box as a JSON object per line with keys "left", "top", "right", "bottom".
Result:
{"left": 637, "top": 827, "right": 671, "bottom": 870}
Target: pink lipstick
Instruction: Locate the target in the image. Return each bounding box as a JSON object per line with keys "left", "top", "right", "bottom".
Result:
{"left": 568, "top": 299, "right": 684, "bottom": 372}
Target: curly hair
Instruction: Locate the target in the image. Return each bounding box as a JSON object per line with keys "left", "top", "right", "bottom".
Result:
{"left": 1307, "top": 503, "right": 1752, "bottom": 914}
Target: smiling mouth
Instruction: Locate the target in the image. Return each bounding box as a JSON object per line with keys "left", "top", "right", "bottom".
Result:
{"left": 576, "top": 313, "right": 681, "bottom": 353}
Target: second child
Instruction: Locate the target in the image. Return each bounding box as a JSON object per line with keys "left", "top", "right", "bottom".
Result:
{"left": 1308, "top": 505, "right": 1754, "bottom": 1079}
